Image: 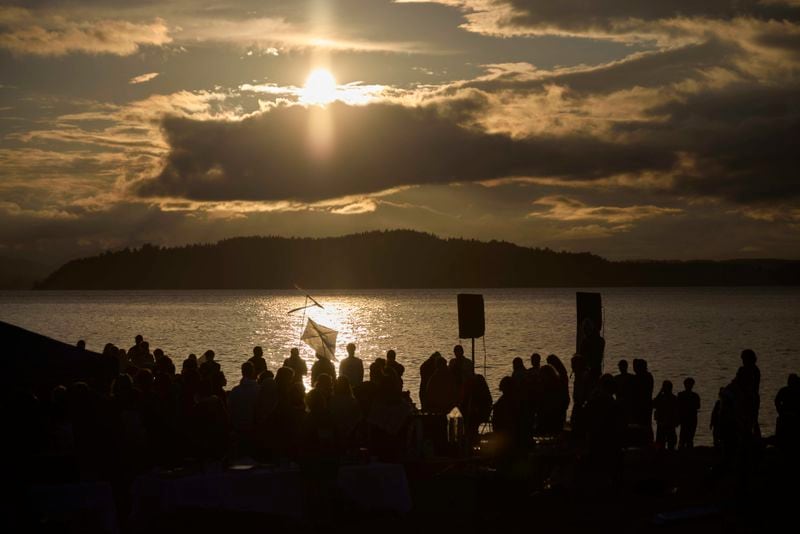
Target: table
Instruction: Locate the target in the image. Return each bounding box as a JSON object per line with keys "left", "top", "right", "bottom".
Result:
{"left": 29, "top": 481, "right": 118, "bottom": 533}
{"left": 337, "top": 463, "right": 412, "bottom": 514}
{"left": 131, "top": 464, "right": 304, "bottom": 520}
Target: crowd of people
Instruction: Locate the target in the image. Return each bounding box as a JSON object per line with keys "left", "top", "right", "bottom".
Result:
{"left": 14, "top": 331, "right": 800, "bottom": 486}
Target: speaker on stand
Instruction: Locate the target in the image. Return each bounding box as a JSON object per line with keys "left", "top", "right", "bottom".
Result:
{"left": 457, "top": 293, "right": 485, "bottom": 365}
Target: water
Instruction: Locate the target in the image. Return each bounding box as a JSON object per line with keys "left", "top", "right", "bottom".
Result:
{"left": 1, "top": 287, "right": 798, "bottom": 445}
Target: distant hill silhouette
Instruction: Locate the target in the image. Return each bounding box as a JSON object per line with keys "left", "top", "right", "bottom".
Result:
{"left": 35, "top": 230, "right": 800, "bottom": 289}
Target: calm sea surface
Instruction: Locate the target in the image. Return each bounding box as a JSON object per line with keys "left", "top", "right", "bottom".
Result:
{"left": 1, "top": 287, "right": 798, "bottom": 445}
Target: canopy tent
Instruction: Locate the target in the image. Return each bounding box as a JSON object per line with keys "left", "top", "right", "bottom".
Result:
{"left": 2, "top": 320, "right": 103, "bottom": 398}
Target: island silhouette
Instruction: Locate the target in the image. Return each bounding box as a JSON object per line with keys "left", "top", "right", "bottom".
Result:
{"left": 34, "top": 230, "right": 800, "bottom": 289}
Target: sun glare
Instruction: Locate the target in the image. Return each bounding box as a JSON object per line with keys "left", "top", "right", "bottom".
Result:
{"left": 302, "top": 68, "right": 337, "bottom": 105}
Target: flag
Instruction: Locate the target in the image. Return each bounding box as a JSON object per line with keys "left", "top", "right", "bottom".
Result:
{"left": 301, "top": 318, "right": 338, "bottom": 361}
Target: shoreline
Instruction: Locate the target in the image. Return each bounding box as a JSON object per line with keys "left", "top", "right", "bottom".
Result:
{"left": 4, "top": 284, "right": 800, "bottom": 292}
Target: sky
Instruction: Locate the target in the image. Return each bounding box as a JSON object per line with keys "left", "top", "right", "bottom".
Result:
{"left": 1, "top": 0, "right": 799, "bottom": 266}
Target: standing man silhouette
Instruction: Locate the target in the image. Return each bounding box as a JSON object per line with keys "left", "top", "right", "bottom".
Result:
{"left": 339, "top": 342, "right": 364, "bottom": 387}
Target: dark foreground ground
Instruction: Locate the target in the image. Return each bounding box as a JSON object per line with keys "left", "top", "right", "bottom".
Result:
{"left": 16, "top": 441, "right": 797, "bottom": 534}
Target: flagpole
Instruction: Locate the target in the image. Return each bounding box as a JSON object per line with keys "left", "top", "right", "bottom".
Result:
{"left": 299, "top": 295, "right": 308, "bottom": 340}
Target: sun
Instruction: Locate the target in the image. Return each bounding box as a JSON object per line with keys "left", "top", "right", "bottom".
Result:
{"left": 302, "top": 68, "right": 337, "bottom": 105}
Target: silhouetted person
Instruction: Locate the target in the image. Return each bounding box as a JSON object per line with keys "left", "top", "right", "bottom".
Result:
{"left": 536, "top": 364, "right": 566, "bottom": 435}
{"left": 579, "top": 319, "right": 605, "bottom": 373}
{"left": 311, "top": 352, "right": 337, "bottom": 386}
{"left": 710, "top": 387, "right": 725, "bottom": 449}
{"left": 614, "top": 359, "right": 636, "bottom": 424}
{"left": 738, "top": 348, "right": 761, "bottom": 436}
{"left": 419, "top": 351, "right": 442, "bottom": 411}
{"left": 248, "top": 346, "right": 267, "bottom": 378}
{"left": 110, "top": 373, "right": 147, "bottom": 471}
{"left": 303, "top": 374, "right": 338, "bottom": 464}
{"left": 570, "top": 353, "right": 589, "bottom": 433}
{"left": 211, "top": 369, "right": 228, "bottom": 407}
{"left": 76, "top": 339, "right": 86, "bottom": 350}
{"left": 366, "top": 365, "right": 414, "bottom": 462}
{"left": 330, "top": 376, "right": 362, "bottom": 447}
{"left": 462, "top": 374, "right": 492, "bottom": 446}
{"left": 283, "top": 347, "right": 308, "bottom": 389}
{"left": 263, "top": 368, "right": 304, "bottom": 461}
{"left": 507, "top": 356, "right": 533, "bottom": 437}
{"left": 182, "top": 354, "right": 198, "bottom": 375}
{"left": 154, "top": 352, "right": 175, "bottom": 377}
{"left": 369, "top": 358, "right": 387, "bottom": 386}
{"left": 178, "top": 356, "right": 201, "bottom": 437}
{"left": 527, "top": 353, "right": 541, "bottom": 378}
{"left": 449, "top": 344, "right": 474, "bottom": 388}
{"left": 116, "top": 348, "right": 129, "bottom": 374}
{"left": 195, "top": 375, "right": 231, "bottom": 460}
{"left": 259, "top": 369, "right": 274, "bottom": 382}
{"left": 512, "top": 357, "right": 527, "bottom": 383}
{"left": 584, "top": 373, "right": 625, "bottom": 462}
{"left": 775, "top": 373, "right": 800, "bottom": 451}
{"left": 199, "top": 349, "right": 219, "bottom": 379}
{"left": 654, "top": 380, "right": 679, "bottom": 451}
{"left": 136, "top": 371, "right": 158, "bottom": 451}
{"left": 253, "top": 373, "right": 279, "bottom": 458}
{"left": 723, "top": 368, "right": 760, "bottom": 487}
{"left": 677, "top": 377, "right": 700, "bottom": 449}
{"left": 150, "top": 371, "right": 178, "bottom": 465}
{"left": 339, "top": 342, "right": 364, "bottom": 387}
{"left": 546, "top": 354, "right": 570, "bottom": 428}
{"left": 511, "top": 357, "right": 527, "bottom": 384}
{"left": 632, "top": 358, "right": 654, "bottom": 440}
{"left": 229, "top": 361, "right": 260, "bottom": 455}
{"left": 306, "top": 373, "right": 333, "bottom": 410}
{"left": 386, "top": 349, "right": 405, "bottom": 378}
{"left": 492, "top": 376, "right": 522, "bottom": 451}
{"left": 128, "top": 334, "right": 143, "bottom": 363}
{"left": 132, "top": 341, "right": 155, "bottom": 369}
{"left": 426, "top": 357, "right": 458, "bottom": 414}
{"left": 99, "top": 343, "right": 120, "bottom": 389}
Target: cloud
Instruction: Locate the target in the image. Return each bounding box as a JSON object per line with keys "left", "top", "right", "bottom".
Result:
{"left": 129, "top": 72, "right": 159, "bottom": 85}
{"left": 0, "top": 7, "right": 171, "bottom": 56}
{"left": 2, "top": 90, "right": 237, "bottom": 212}
{"left": 625, "top": 82, "right": 800, "bottom": 204}
{"left": 529, "top": 195, "right": 682, "bottom": 224}
{"left": 403, "top": 0, "right": 800, "bottom": 43}
{"left": 463, "top": 39, "right": 740, "bottom": 97}
{"left": 240, "top": 80, "right": 387, "bottom": 106}
{"left": 172, "top": 12, "right": 428, "bottom": 54}
{"left": 134, "top": 98, "right": 676, "bottom": 202}
{"left": 417, "top": 14, "right": 799, "bottom": 206}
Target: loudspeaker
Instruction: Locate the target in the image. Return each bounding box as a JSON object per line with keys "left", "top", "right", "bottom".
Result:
{"left": 457, "top": 293, "right": 485, "bottom": 339}
{"left": 576, "top": 292, "right": 602, "bottom": 351}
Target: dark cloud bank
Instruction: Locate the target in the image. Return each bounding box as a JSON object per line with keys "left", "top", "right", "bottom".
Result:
{"left": 136, "top": 99, "right": 675, "bottom": 201}
{"left": 503, "top": 0, "right": 800, "bottom": 29}
{"left": 137, "top": 82, "right": 800, "bottom": 205}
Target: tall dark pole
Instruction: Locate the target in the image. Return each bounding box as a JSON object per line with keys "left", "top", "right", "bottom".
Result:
{"left": 471, "top": 337, "right": 475, "bottom": 365}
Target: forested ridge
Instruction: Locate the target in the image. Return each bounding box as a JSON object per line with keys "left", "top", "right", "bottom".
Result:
{"left": 36, "top": 230, "right": 800, "bottom": 289}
